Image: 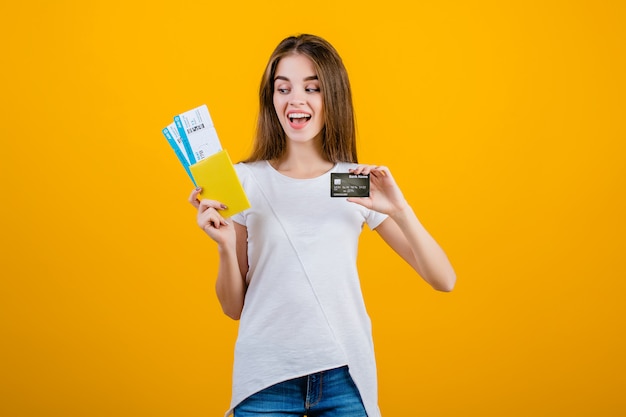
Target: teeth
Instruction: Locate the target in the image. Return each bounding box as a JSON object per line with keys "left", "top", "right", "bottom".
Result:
{"left": 289, "top": 113, "right": 310, "bottom": 120}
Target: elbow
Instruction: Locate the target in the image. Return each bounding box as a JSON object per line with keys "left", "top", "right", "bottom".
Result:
{"left": 433, "top": 271, "right": 456, "bottom": 293}
{"left": 215, "top": 285, "right": 246, "bottom": 321}
{"left": 435, "top": 282, "right": 455, "bottom": 293}
{"left": 228, "top": 313, "right": 242, "bottom": 321}
{"left": 219, "top": 297, "right": 244, "bottom": 320}
{"left": 223, "top": 307, "right": 242, "bottom": 321}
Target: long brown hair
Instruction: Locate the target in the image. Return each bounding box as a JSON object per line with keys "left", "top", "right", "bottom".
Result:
{"left": 244, "top": 34, "right": 358, "bottom": 163}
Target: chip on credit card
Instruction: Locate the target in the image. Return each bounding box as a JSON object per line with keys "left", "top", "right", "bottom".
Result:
{"left": 330, "top": 173, "right": 370, "bottom": 197}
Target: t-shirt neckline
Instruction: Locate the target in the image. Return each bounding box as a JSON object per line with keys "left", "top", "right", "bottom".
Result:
{"left": 264, "top": 160, "right": 339, "bottom": 181}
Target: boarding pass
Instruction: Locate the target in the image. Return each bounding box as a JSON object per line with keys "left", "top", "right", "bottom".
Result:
{"left": 173, "top": 104, "right": 222, "bottom": 164}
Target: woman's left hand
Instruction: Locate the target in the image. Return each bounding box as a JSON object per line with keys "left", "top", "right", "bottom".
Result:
{"left": 347, "top": 165, "right": 409, "bottom": 216}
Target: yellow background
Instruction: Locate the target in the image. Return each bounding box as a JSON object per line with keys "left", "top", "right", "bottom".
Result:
{"left": 2, "top": 1, "right": 625, "bottom": 416}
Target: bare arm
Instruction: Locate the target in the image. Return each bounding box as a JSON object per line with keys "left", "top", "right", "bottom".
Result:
{"left": 375, "top": 209, "right": 456, "bottom": 291}
{"left": 214, "top": 222, "right": 248, "bottom": 319}
{"left": 190, "top": 188, "right": 249, "bottom": 319}
{"left": 348, "top": 166, "right": 456, "bottom": 292}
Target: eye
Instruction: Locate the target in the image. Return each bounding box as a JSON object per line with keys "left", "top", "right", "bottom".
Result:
{"left": 305, "top": 84, "right": 320, "bottom": 93}
{"left": 276, "top": 87, "right": 290, "bottom": 94}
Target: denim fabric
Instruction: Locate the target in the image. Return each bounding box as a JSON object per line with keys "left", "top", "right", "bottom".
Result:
{"left": 234, "top": 366, "right": 367, "bottom": 417}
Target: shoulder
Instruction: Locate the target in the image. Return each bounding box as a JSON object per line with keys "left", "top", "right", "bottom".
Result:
{"left": 234, "top": 160, "right": 267, "bottom": 179}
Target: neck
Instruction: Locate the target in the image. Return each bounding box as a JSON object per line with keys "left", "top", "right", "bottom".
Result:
{"left": 270, "top": 139, "right": 333, "bottom": 179}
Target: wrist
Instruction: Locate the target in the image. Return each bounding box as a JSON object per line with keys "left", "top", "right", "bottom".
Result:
{"left": 388, "top": 200, "right": 412, "bottom": 219}
{"left": 389, "top": 203, "right": 421, "bottom": 226}
{"left": 217, "top": 240, "right": 237, "bottom": 256}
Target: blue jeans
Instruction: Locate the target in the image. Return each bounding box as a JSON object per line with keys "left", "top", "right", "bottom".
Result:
{"left": 234, "top": 366, "right": 368, "bottom": 417}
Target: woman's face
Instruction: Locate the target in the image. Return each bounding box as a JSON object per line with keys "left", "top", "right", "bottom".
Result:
{"left": 273, "top": 54, "right": 325, "bottom": 145}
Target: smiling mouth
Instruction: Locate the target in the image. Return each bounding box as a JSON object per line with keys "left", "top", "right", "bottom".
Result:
{"left": 288, "top": 113, "right": 311, "bottom": 124}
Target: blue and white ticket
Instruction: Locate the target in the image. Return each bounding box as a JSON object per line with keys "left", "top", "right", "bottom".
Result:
{"left": 162, "top": 122, "right": 195, "bottom": 185}
{"left": 174, "top": 104, "right": 222, "bottom": 165}
{"left": 163, "top": 122, "right": 190, "bottom": 164}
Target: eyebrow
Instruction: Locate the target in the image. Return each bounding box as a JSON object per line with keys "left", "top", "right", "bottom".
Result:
{"left": 274, "top": 75, "right": 319, "bottom": 82}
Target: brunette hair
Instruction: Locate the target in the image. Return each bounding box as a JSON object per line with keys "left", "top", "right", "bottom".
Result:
{"left": 244, "top": 34, "right": 358, "bottom": 163}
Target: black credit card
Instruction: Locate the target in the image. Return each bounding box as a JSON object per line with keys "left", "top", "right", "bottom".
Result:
{"left": 330, "top": 173, "right": 370, "bottom": 197}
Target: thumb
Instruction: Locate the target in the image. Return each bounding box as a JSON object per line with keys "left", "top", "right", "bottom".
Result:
{"left": 346, "top": 197, "right": 372, "bottom": 210}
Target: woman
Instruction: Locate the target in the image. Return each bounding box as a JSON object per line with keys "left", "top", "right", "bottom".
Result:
{"left": 189, "top": 34, "right": 456, "bottom": 417}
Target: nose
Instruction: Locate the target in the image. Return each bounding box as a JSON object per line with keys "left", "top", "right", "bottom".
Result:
{"left": 289, "top": 90, "right": 306, "bottom": 106}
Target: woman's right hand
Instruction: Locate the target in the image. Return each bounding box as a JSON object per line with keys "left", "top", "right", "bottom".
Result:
{"left": 188, "top": 187, "right": 236, "bottom": 247}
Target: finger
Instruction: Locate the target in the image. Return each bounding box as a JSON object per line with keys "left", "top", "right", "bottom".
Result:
{"left": 198, "top": 207, "right": 229, "bottom": 230}
{"left": 211, "top": 214, "right": 230, "bottom": 228}
{"left": 197, "top": 199, "right": 228, "bottom": 213}
{"left": 350, "top": 164, "right": 376, "bottom": 175}
{"left": 349, "top": 165, "right": 364, "bottom": 175}
{"left": 371, "top": 166, "right": 389, "bottom": 178}
{"left": 188, "top": 187, "right": 203, "bottom": 208}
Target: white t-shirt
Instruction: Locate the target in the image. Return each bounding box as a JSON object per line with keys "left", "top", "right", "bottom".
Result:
{"left": 227, "top": 160, "right": 387, "bottom": 417}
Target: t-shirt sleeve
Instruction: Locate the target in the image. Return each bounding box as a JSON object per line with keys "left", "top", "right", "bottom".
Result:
{"left": 365, "top": 209, "right": 388, "bottom": 230}
{"left": 231, "top": 163, "right": 249, "bottom": 226}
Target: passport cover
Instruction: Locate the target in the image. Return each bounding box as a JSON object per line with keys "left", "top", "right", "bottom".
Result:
{"left": 189, "top": 149, "right": 251, "bottom": 218}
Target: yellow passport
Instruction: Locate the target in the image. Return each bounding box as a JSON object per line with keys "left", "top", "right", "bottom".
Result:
{"left": 189, "top": 150, "right": 251, "bottom": 218}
